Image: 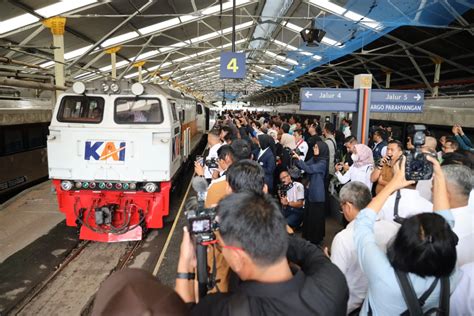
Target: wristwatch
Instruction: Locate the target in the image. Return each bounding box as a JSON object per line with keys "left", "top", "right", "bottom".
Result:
{"left": 176, "top": 272, "right": 196, "bottom": 280}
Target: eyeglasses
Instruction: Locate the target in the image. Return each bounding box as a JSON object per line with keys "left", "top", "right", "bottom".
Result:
{"left": 339, "top": 201, "right": 349, "bottom": 214}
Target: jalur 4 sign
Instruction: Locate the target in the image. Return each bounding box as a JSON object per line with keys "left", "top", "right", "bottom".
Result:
{"left": 220, "top": 52, "right": 246, "bottom": 79}
{"left": 300, "top": 88, "right": 359, "bottom": 112}
{"left": 371, "top": 89, "right": 424, "bottom": 113}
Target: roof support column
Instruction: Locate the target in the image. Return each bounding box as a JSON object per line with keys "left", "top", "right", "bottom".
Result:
{"left": 432, "top": 58, "right": 443, "bottom": 98}
{"left": 384, "top": 70, "right": 392, "bottom": 88}
{"left": 134, "top": 61, "right": 146, "bottom": 83}
{"left": 106, "top": 46, "right": 121, "bottom": 80}
{"left": 43, "top": 17, "right": 66, "bottom": 98}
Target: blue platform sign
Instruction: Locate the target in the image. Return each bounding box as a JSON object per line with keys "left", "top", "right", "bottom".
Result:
{"left": 300, "top": 88, "right": 359, "bottom": 112}
{"left": 371, "top": 89, "right": 424, "bottom": 113}
{"left": 220, "top": 52, "right": 246, "bottom": 79}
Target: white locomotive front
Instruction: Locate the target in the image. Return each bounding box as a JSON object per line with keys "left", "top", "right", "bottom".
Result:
{"left": 48, "top": 81, "right": 205, "bottom": 242}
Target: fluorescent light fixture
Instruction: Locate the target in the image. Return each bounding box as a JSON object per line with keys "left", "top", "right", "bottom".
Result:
{"left": 299, "top": 51, "right": 313, "bottom": 56}
{"left": 103, "top": 31, "right": 139, "bottom": 48}
{"left": 264, "top": 51, "right": 298, "bottom": 65}
{"left": 275, "top": 65, "right": 289, "bottom": 71}
{"left": 136, "top": 50, "right": 160, "bottom": 61}
{"left": 36, "top": 0, "right": 97, "bottom": 18}
{"left": 65, "top": 45, "right": 94, "bottom": 60}
{"left": 40, "top": 61, "right": 55, "bottom": 68}
{"left": 140, "top": 17, "right": 180, "bottom": 35}
{"left": 0, "top": 14, "right": 39, "bottom": 34}
{"left": 100, "top": 60, "right": 129, "bottom": 72}
{"left": 308, "top": 0, "right": 383, "bottom": 30}
{"left": 273, "top": 39, "right": 297, "bottom": 51}
{"left": 124, "top": 72, "right": 139, "bottom": 79}
{"left": 197, "top": 48, "right": 217, "bottom": 56}
{"left": 255, "top": 65, "right": 270, "bottom": 72}
{"left": 74, "top": 71, "right": 93, "bottom": 79}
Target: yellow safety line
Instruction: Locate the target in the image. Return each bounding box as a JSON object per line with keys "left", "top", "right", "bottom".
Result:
{"left": 152, "top": 178, "right": 193, "bottom": 276}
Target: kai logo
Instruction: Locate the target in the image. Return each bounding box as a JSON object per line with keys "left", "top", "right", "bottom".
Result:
{"left": 85, "top": 141, "right": 126, "bottom": 162}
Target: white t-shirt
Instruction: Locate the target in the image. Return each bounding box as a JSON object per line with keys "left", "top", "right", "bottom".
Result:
{"left": 416, "top": 179, "right": 433, "bottom": 202}
{"left": 336, "top": 165, "right": 374, "bottom": 191}
{"left": 450, "top": 262, "right": 474, "bottom": 316}
{"left": 378, "top": 188, "right": 433, "bottom": 224}
{"left": 295, "top": 140, "right": 308, "bottom": 161}
{"left": 331, "top": 219, "right": 399, "bottom": 313}
{"left": 343, "top": 126, "right": 351, "bottom": 138}
{"left": 204, "top": 143, "right": 222, "bottom": 179}
{"left": 286, "top": 181, "right": 305, "bottom": 203}
{"left": 451, "top": 204, "right": 474, "bottom": 266}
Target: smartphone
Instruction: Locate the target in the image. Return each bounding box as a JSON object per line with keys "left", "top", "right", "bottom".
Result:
{"left": 195, "top": 155, "right": 204, "bottom": 166}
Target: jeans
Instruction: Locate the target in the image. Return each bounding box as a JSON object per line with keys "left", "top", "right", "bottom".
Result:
{"left": 283, "top": 206, "right": 304, "bottom": 228}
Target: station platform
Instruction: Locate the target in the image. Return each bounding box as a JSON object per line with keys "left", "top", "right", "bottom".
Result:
{"left": 154, "top": 184, "right": 344, "bottom": 289}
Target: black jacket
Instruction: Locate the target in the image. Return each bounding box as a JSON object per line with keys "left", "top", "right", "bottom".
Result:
{"left": 192, "top": 237, "right": 349, "bottom": 316}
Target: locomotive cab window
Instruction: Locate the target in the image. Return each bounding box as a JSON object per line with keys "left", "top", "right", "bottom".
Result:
{"left": 57, "top": 96, "right": 104, "bottom": 123}
{"left": 114, "top": 98, "right": 163, "bottom": 124}
{"left": 196, "top": 103, "right": 203, "bottom": 115}
{"left": 170, "top": 102, "right": 178, "bottom": 122}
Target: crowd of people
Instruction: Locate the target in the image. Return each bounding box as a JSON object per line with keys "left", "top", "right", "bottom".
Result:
{"left": 91, "top": 110, "right": 473, "bottom": 316}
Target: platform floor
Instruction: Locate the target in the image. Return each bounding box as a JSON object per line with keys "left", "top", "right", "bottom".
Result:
{"left": 0, "top": 181, "right": 62, "bottom": 264}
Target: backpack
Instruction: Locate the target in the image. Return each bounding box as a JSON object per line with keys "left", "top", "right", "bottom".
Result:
{"left": 327, "top": 137, "right": 343, "bottom": 164}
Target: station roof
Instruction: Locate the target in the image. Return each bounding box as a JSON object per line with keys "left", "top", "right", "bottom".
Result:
{"left": 0, "top": 0, "right": 473, "bottom": 103}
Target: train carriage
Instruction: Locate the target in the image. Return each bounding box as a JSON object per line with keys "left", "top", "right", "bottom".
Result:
{"left": 47, "top": 81, "right": 206, "bottom": 242}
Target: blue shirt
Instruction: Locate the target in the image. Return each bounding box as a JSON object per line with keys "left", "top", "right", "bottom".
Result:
{"left": 354, "top": 209, "right": 459, "bottom": 315}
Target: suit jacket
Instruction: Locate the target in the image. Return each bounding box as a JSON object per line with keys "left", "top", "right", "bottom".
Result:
{"left": 257, "top": 148, "right": 276, "bottom": 191}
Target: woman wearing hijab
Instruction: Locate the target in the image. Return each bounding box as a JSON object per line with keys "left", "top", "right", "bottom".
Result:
{"left": 293, "top": 141, "right": 329, "bottom": 245}
{"left": 335, "top": 143, "right": 374, "bottom": 190}
{"left": 256, "top": 134, "right": 276, "bottom": 192}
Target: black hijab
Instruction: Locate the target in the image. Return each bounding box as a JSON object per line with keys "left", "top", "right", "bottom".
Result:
{"left": 314, "top": 140, "right": 329, "bottom": 162}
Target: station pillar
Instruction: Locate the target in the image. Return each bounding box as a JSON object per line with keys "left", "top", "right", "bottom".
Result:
{"left": 432, "top": 57, "right": 443, "bottom": 98}
{"left": 105, "top": 46, "right": 121, "bottom": 80}
{"left": 384, "top": 70, "right": 392, "bottom": 88}
{"left": 43, "top": 17, "right": 66, "bottom": 98}
{"left": 133, "top": 61, "right": 146, "bottom": 83}
{"left": 353, "top": 74, "right": 373, "bottom": 145}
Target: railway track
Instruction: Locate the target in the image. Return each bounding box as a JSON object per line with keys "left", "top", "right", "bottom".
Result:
{"left": 7, "top": 238, "right": 145, "bottom": 316}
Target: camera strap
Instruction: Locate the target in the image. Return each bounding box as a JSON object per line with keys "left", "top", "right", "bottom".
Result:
{"left": 208, "top": 245, "right": 220, "bottom": 293}
{"left": 393, "top": 190, "right": 404, "bottom": 224}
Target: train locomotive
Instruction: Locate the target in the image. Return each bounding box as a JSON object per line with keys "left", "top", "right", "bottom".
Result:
{"left": 47, "top": 80, "right": 207, "bottom": 242}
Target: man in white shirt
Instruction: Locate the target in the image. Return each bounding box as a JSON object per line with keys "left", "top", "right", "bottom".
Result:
{"left": 442, "top": 164, "right": 473, "bottom": 266}
{"left": 203, "top": 129, "right": 222, "bottom": 180}
{"left": 450, "top": 262, "right": 474, "bottom": 315}
{"left": 377, "top": 185, "right": 433, "bottom": 224}
{"left": 331, "top": 181, "right": 398, "bottom": 314}
{"left": 293, "top": 129, "right": 308, "bottom": 161}
{"left": 278, "top": 171, "right": 305, "bottom": 229}
{"left": 341, "top": 119, "right": 352, "bottom": 138}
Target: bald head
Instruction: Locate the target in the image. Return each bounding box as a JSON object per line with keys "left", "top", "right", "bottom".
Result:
{"left": 423, "top": 136, "right": 437, "bottom": 152}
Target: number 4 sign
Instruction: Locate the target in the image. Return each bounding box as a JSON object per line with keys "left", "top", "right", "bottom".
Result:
{"left": 220, "top": 52, "right": 246, "bottom": 79}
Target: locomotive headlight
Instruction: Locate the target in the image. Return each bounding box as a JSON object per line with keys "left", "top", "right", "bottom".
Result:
{"left": 89, "top": 182, "right": 96, "bottom": 189}
{"left": 101, "top": 83, "right": 109, "bottom": 93}
{"left": 106, "top": 182, "right": 113, "bottom": 189}
{"left": 82, "top": 182, "right": 89, "bottom": 189}
{"left": 75, "top": 182, "right": 82, "bottom": 189}
{"left": 144, "top": 182, "right": 157, "bottom": 193}
{"left": 110, "top": 83, "right": 120, "bottom": 93}
{"left": 99, "top": 182, "right": 106, "bottom": 189}
{"left": 115, "top": 183, "right": 123, "bottom": 189}
{"left": 61, "top": 180, "right": 73, "bottom": 191}
{"left": 131, "top": 82, "right": 144, "bottom": 95}
{"left": 129, "top": 183, "right": 137, "bottom": 190}
{"left": 122, "top": 183, "right": 130, "bottom": 190}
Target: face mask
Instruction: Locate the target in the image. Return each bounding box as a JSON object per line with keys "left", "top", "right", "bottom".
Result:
{"left": 351, "top": 154, "right": 359, "bottom": 162}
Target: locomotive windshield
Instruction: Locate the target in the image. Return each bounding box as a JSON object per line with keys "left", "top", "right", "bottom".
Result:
{"left": 57, "top": 96, "right": 104, "bottom": 123}
{"left": 114, "top": 98, "right": 163, "bottom": 124}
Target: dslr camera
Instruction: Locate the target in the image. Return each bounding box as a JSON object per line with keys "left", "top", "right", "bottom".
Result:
{"left": 277, "top": 182, "right": 293, "bottom": 197}
{"left": 205, "top": 157, "right": 219, "bottom": 169}
{"left": 291, "top": 148, "right": 303, "bottom": 159}
{"left": 184, "top": 197, "right": 218, "bottom": 244}
{"left": 404, "top": 125, "right": 433, "bottom": 181}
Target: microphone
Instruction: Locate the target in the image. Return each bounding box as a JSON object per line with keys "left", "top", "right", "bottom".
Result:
{"left": 191, "top": 176, "right": 209, "bottom": 203}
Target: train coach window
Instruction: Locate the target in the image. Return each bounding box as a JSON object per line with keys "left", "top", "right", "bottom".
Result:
{"left": 114, "top": 98, "right": 163, "bottom": 124}
{"left": 196, "top": 103, "right": 203, "bottom": 114}
{"left": 4, "top": 127, "right": 24, "bottom": 155}
{"left": 58, "top": 96, "right": 104, "bottom": 123}
{"left": 170, "top": 102, "right": 178, "bottom": 122}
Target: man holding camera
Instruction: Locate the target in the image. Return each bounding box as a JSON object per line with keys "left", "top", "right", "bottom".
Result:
{"left": 278, "top": 171, "right": 305, "bottom": 229}
{"left": 370, "top": 140, "right": 404, "bottom": 194}
{"left": 196, "top": 129, "right": 222, "bottom": 181}
{"left": 175, "top": 192, "right": 348, "bottom": 315}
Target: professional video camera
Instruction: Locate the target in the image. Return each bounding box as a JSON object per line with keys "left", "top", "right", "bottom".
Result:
{"left": 184, "top": 197, "right": 218, "bottom": 244}
{"left": 291, "top": 148, "right": 303, "bottom": 159}
{"left": 405, "top": 125, "right": 434, "bottom": 181}
{"left": 204, "top": 157, "right": 219, "bottom": 169}
{"left": 277, "top": 182, "right": 293, "bottom": 197}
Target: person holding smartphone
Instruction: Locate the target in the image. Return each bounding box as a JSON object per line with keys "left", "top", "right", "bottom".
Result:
{"left": 370, "top": 140, "right": 404, "bottom": 194}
